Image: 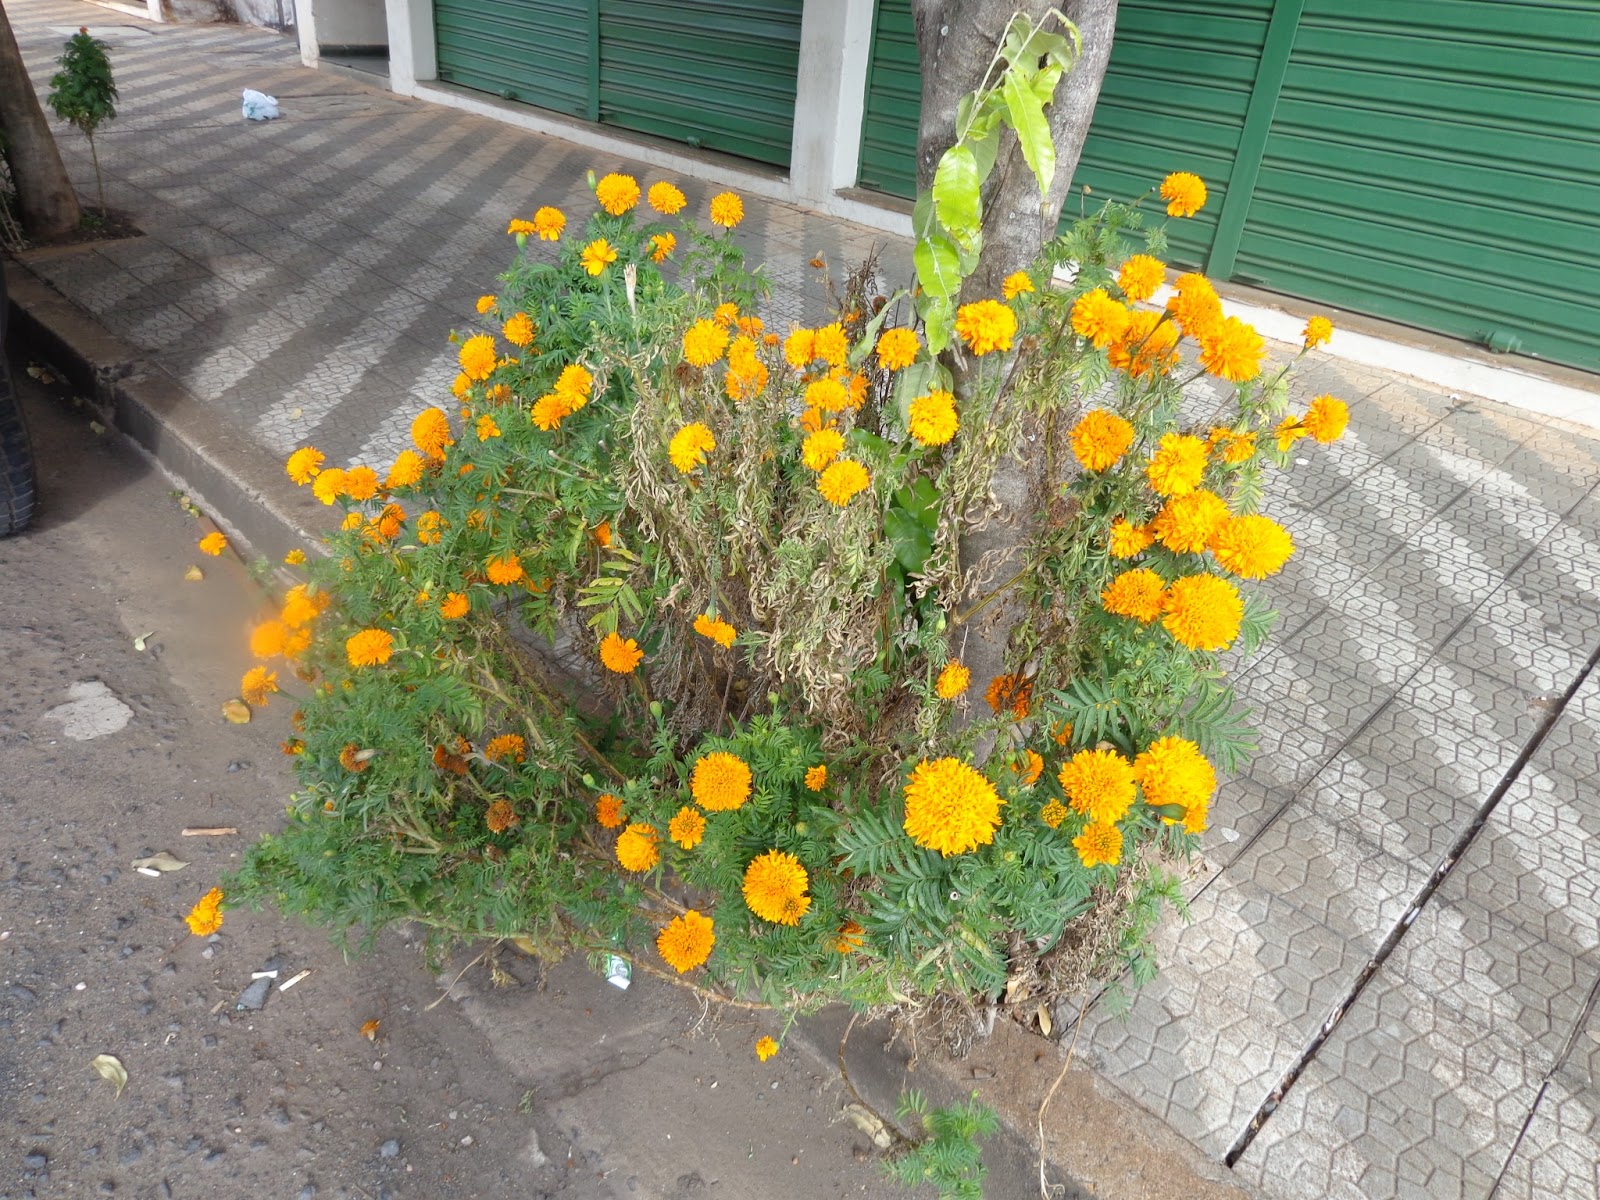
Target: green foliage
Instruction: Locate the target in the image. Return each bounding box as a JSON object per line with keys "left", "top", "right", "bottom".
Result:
{"left": 48, "top": 28, "right": 117, "bottom": 212}
{"left": 884, "top": 1090, "right": 1000, "bottom": 1200}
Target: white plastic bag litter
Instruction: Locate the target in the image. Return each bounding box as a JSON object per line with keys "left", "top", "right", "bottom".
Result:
{"left": 241, "top": 89, "right": 280, "bottom": 121}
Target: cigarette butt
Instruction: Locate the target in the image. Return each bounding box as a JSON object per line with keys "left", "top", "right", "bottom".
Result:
{"left": 251, "top": 970, "right": 279, "bottom": 980}
{"left": 181, "top": 827, "right": 239, "bottom": 836}
{"left": 279, "top": 969, "right": 311, "bottom": 992}
{"left": 136, "top": 867, "right": 162, "bottom": 877}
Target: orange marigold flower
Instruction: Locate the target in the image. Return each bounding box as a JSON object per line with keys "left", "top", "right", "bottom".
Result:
{"left": 668, "top": 805, "right": 705, "bottom": 849}
{"left": 598, "top": 631, "right": 643, "bottom": 674}
{"left": 1134, "top": 735, "right": 1216, "bottom": 820}
{"left": 1162, "top": 573, "right": 1244, "bottom": 651}
{"left": 502, "top": 312, "right": 536, "bottom": 349}
{"left": 437, "top": 591, "right": 469, "bottom": 619}
{"left": 596, "top": 793, "right": 625, "bottom": 829}
{"left": 311, "top": 467, "right": 346, "bottom": 506}
{"left": 1058, "top": 747, "right": 1135, "bottom": 825}
{"left": 1146, "top": 432, "right": 1209, "bottom": 498}
{"left": 476, "top": 414, "right": 501, "bottom": 441}
{"left": 650, "top": 232, "right": 676, "bottom": 262}
{"left": 1040, "top": 799, "right": 1069, "bottom": 828}
{"left": 934, "top": 660, "right": 970, "bottom": 700}
{"left": 346, "top": 628, "right": 394, "bottom": 667}
{"left": 683, "top": 318, "right": 730, "bottom": 367}
{"left": 1109, "top": 311, "right": 1180, "bottom": 378}
{"left": 338, "top": 743, "right": 367, "bottom": 772}
{"left": 484, "top": 733, "right": 526, "bottom": 763}
{"left": 708, "top": 191, "right": 744, "bottom": 228}
{"left": 1071, "top": 288, "right": 1131, "bottom": 349}
{"left": 755, "top": 1036, "right": 779, "bottom": 1062}
{"left": 616, "top": 823, "right": 660, "bottom": 873}
{"left": 485, "top": 799, "right": 518, "bottom": 833}
{"left": 1151, "top": 489, "right": 1230, "bottom": 554}
{"left": 801, "top": 428, "right": 844, "bottom": 471}
{"left": 693, "top": 613, "right": 737, "bottom": 648}
{"left": 1101, "top": 567, "right": 1168, "bottom": 623}
{"left": 250, "top": 619, "right": 287, "bottom": 659}
{"left": 831, "top": 920, "right": 866, "bottom": 954}
{"left": 1109, "top": 519, "right": 1154, "bottom": 559}
{"left": 876, "top": 327, "right": 920, "bottom": 371}
{"left": 783, "top": 327, "right": 816, "bottom": 368}
{"left": 903, "top": 756, "right": 1004, "bottom": 856}
{"left": 592, "top": 520, "right": 612, "bottom": 548}
{"left": 817, "top": 459, "right": 870, "bottom": 506}
{"left": 432, "top": 743, "right": 470, "bottom": 775}
{"left": 458, "top": 334, "right": 498, "bottom": 383}
{"left": 743, "top": 850, "right": 810, "bottom": 924}
{"left": 533, "top": 206, "right": 564, "bottom": 240}
{"left": 712, "top": 302, "right": 739, "bottom": 328}
{"left": 556, "top": 363, "right": 593, "bottom": 404}
{"left": 657, "top": 909, "right": 714, "bottom": 972}
{"left": 1160, "top": 171, "right": 1207, "bottom": 218}
{"left": 647, "top": 180, "right": 687, "bottom": 215}
{"left": 1117, "top": 254, "right": 1166, "bottom": 303}
{"left": 1209, "top": 427, "right": 1258, "bottom": 466}
{"left": 1275, "top": 415, "right": 1308, "bottom": 452}
{"left": 580, "top": 238, "right": 617, "bottom": 276}
{"left": 1303, "top": 395, "right": 1349, "bottom": 443}
{"left": 669, "top": 423, "right": 716, "bottom": 474}
{"left": 1070, "top": 409, "right": 1135, "bottom": 472}
{"left": 984, "top": 672, "right": 1032, "bottom": 719}
{"left": 198, "top": 531, "right": 228, "bottom": 557}
{"left": 185, "top": 888, "right": 224, "bottom": 937}
{"left": 692, "top": 751, "right": 752, "bottom": 811}
{"left": 954, "top": 299, "right": 1016, "bottom": 356}
{"left": 387, "top": 449, "right": 425, "bottom": 488}
{"left": 1002, "top": 271, "right": 1036, "bottom": 300}
{"left": 342, "top": 465, "right": 379, "bottom": 502}
{"left": 1303, "top": 315, "right": 1334, "bottom": 349}
{"left": 507, "top": 218, "right": 536, "bottom": 236}
{"left": 416, "top": 510, "right": 444, "bottom": 545}
{"left": 412, "top": 407, "right": 454, "bottom": 459}
{"left": 804, "top": 376, "right": 850, "bottom": 414}
{"left": 476, "top": 294, "right": 496, "bottom": 315}
{"left": 1198, "top": 316, "right": 1264, "bottom": 383}
{"left": 1168, "top": 280, "right": 1223, "bottom": 341}
{"left": 240, "top": 666, "right": 277, "bottom": 706}
{"left": 804, "top": 764, "right": 827, "bottom": 791}
{"left": 1053, "top": 721, "right": 1073, "bottom": 746}
{"left": 486, "top": 554, "right": 524, "bottom": 585}
{"left": 594, "top": 172, "right": 640, "bottom": 216}
{"left": 908, "top": 389, "right": 958, "bottom": 447}
{"left": 530, "top": 392, "right": 573, "bottom": 431}
{"left": 812, "top": 323, "right": 849, "bottom": 368}
{"left": 1017, "top": 749, "right": 1044, "bottom": 787}
{"left": 1074, "top": 822, "right": 1123, "bottom": 868}
{"left": 286, "top": 446, "right": 325, "bottom": 484}
{"left": 1210, "top": 513, "right": 1294, "bottom": 579}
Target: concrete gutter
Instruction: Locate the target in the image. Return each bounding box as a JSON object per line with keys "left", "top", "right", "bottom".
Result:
{"left": 6, "top": 260, "right": 326, "bottom": 565}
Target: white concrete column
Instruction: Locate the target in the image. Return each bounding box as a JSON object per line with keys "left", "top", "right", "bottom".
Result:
{"left": 294, "top": 0, "right": 320, "bottom": 66}
{"left": 790, "top": 0, "right": 877, "bottom": 203}
{"left": 385, "top": 0, "right": 436, "bottom": 95}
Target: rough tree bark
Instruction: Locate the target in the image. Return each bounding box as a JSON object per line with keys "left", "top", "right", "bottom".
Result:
{"left": 0, "top": 1, "right": 82, "bottom": 241}
{"left": 911, "top": 0, "right": 1119, "bottom": 726}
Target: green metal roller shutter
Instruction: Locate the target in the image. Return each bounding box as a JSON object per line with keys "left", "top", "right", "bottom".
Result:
{"left": 434, "top": 0, "right": 590, "bottom": 116}
{"left": 598, "top": 0, "right": 804, "bottom": 167}
{"left": 857, "top": 0, "right": 1273, "bottom": 269}
{"left": 1230, "top": 0, "right": 1600, "bottom": 370}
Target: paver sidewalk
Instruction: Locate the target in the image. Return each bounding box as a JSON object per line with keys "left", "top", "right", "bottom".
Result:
{"left": 9, "top": 1, "right": 1600, "bottom": 1196}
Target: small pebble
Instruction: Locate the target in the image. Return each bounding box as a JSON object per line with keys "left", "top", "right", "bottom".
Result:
{"left": 459, "top": 1135, "right": 473, "bottom": 1146}
{"left": 379, "top": 1139, "right": 400, "bottom": 1159}
{"left": 298, "top": 1188, "right": 316, "bottom": 1200}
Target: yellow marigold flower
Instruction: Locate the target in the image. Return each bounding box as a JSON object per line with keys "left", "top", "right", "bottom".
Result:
{"left": 831, "top": 920, "right": 866, "bottom": 954}
{"left": 1040, "top": 799, "right": 1069, "bottom": 829}
{"left": 476, "top": 294, "right": 496, "bottom": 315}
{"left": 198, "top": 531, "right": 227, "bottom": 557}
{"left": 595, "top": 172, "right": 640, "bottom": 216}
{"left": 286, "top": 446, "right": 324, "bottom": 485}
{"left": 1134, "top": 735, "right": 1215, "bottom": 818}
{"left": 668, "top": 805, "right": 705, "bottom": 849}
{"left": 817, "top": 459, "right": 870, "bottom": 506}
{"left": 580, "top": 238, "right": 617, "bottom": 276}
{"left": 647, "top": 180, "right": 687, "bottom": 215}
{"left": 1070, "top": 410, "right": 1135, "bottom": 472}
{"left": 755, "top": 1036, "right": 779, "bottom": 1062}
{"left": 694, "top": 612, "right": 737, "bottom": 648}
{"left": 507, "top": 218, "right": 536, "bottom": 236}
{"left": 804, "top": 764, "right": 827, "bottom": 792}
{"left": 1101, "top": 567, "right": 1168, "bottom": 623}
{"left": 1117, "top": 254, "right": 1166, "bottom": 303}
{"left": 412, "top": 407, "right": 454, "bottom": 459}
{"left": 346, "top": 628, "right": 394, "bottom": 667}
{"left": 616, "top": 823, "right": 660, "bottom": 873}
{"left": 692, "top": 750, "right": 752, "bottom": 811}
{"left": 530, "top": 392, "right": 572, "bottom": 431}
{"left": 1199, "top": 316, "right": 1264, "bottom": 383}
{"left": 742, "top": 849, "right": 810, "bottom": 925}
{"left": 439, "top": 592, "right": 469, "bottom": 619}
{"left": 727, "top": 335, "right": 760, "bottom": 376}
{"left": 458, "top": 334, "right": 498, "bottom": 383}
{"left": 1002, "top": 271, "right": 1036, "bottom": 300}
{"left": 596, "top": 793, "right": 625, "bottom": 829}
{"left": 798, "top": 406, "right": 826, "bottom": 434}
{"left": 650, "top": 232, "right": 676, "bottom": 262}
{"left": 737, "top": 314, "right": 765, "bottom": 337}
{"left": 340, "top": 511, "right": 362, "bottom": 532}
{"left": 250, "top": 619, "right": 287, "bottom": 659}
{"left": 876, "top": 327, "right": 920, "bottom": 370}
{"left": 669, "top": 422, "right": 716, "bottom": 474}
{"left": 1146, "top": 432, "right": 1209, "bottom": 498}
{"left": 416, "top": 511, "right": 444, "bottom": 545}
{"left": 1275, "top": 415, "right": 1309, "bottom": 452}
{"left": 1303, "top": 395, "right": 1349, "bottom": 443}
{"left": 724, "top": 358, "right": 768, "bottom": 402}
{"left": 934, "top": 660, "right": 970, "bottom": 700}
{"left": 954, "top": 299, "right": 1017, "bottom": 356}
{"left": 342, "top": 465, "right": 379, "bottom": 502}
{"left": 908, "top": 389, "right": 958, "bottom": 447}
{"left": 240, "top": 666, "right": 277, "bottom": 706}
{"left": 713, "top": 302, "right": 739, "bottom": 328}
{"left": 804, "top": 376, "right": 850, "bottom": 413}
{"left": 453, "top": 372, "right": 472, "bottom": 401}
{"left": 783, "top": 327, "right": 816, "bottom": 369}
{"left": 657, "top": 910, "right": 714, "bottom": 972}
{"left": 486, "top": 554, "right": 524, "bottom": 585}
{"left": 1058, "top": 747, "right": 1135, "bottom": 825}
{"left": 708, "top": 191, "right": 744, "bottom": 228}
{"left": 1182, "top": 796, "right": 1210, "bottom": 835}
{"left": 387, "top": 449, "right": 424, "bottom": 489}
{"left": 533, "top": 206, "right": 565, "bottom": 240}
{"left": 185, "top": 888, "right": 224, "bottom": 937}
{"left": 1151, "top": 489, "right": 1230, "bottom": 554}
{"left": 598, "top": 631, "right": 643, "bottom": 674}
{"left": 1167, "top": 277, "right": 1224, "bottom": 341}
{"left": 556, "top": 364, "right": 592, "bottom": 402}
{"left": 485, "top": 799, "right": 518, "bottom": 833}
{"left": 1017, "top": 749, "right": 1044, "bottom": 787}
{"left": 1070, "top": 288, "right": 1131, "bottom": 349}
{"left": 1162, "top": 573, "right": 1244, "bottom": 651}
{"left": 476, "top": 414, "right": 501, "bottom": 441}
{"left": 985, "top": 672, "right": 1032, "bottom": 719}
{"left": 682, "top": 318, "right": 730, "bottom": 367}
{"left": 1074, "top": 822, "right": 1123, "bottom": 869}
{"left": 903, "top": 757, "right": 1004, "bottom": 857}
{"left": 281, "top": 583, "right": 329, "bottom": 629}
{"left": 311, "top": 467, "right": 346, "bottom": 506}
{"left": 1210, "top": 513, "right": 1294, "bottom": 579}
{"left": 1160, "top": 171, "right": 1207, "bottom": 218}
{"left": 485, "top": 733, "right": 526, "bottom": 763}
{"left": 1109, "top": 311, "right": 1180, "bottom": 378}
{"left": 812, "top": 323, "right": 849, "bottom": 368}
{"left": 1109, "top": 519, "right": 1154, "bottom": 559}
{"left": 502, "top": 312, "right": 536, "bottom": 349}
{"left": 1209, "top": 427, "right": 1257, "bottom": 466}
{"left": 284, "top": 548, "right": 307, "bottom": 566}
{"left": 1303, "top": 315, "right": 1334, "bottom": 349}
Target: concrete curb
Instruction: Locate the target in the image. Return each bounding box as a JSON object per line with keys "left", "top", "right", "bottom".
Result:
{"left": 6, "top": 260, "right": 327, "bottom": 565}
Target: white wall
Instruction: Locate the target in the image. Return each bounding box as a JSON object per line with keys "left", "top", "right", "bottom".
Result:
{"left": 310, "top": 0, "right": 386, "bottom": 46}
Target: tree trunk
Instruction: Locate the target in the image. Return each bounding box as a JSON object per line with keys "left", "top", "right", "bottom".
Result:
{"left": 0, "top": 2, "right": 81, "bottom": 241}
{"left": 911, "top": 0, "right": 1118, "bottom": 729}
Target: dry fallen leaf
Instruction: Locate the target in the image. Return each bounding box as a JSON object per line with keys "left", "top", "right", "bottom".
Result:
{"left": 1036, "top": 1003, "right": 1052, "bottom": 1037}
{"left": 133, "top": 632, "right": 155, "bottom": 652}
{"left": 842, "top": 1103, "right": 893, "bottom": 1151}
{"left": 221, "top": 699, "right": 252, "bottom": 724}
{"left": 131, "top": 851, "right": 189, "bottom": 873}
{"left": 183, "top": 565, "right": 204, "bottom": 582}
{"left": 92, "top": 1053, "right": 128, "bottom": 1098}
{"left": 360, "top": 1019, "right": 381, "bottom": 1041}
